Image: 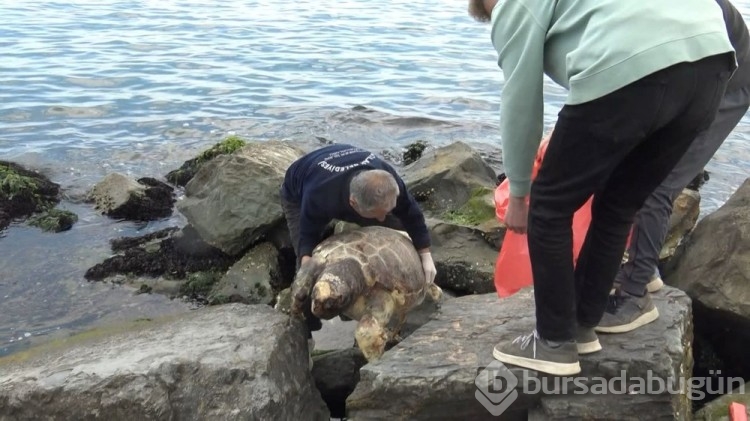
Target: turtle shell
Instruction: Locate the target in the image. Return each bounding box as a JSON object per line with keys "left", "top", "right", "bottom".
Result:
{"left": 311, "top": 225, "right": 425, "bottom": 294}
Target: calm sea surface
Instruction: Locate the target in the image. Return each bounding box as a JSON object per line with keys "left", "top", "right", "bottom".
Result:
{"left": 2, "top": 0, "right": 749, "bottom": 356}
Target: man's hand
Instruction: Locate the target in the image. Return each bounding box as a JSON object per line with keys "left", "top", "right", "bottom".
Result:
{"left": 505, "top": 195, "right": 529, "bottom": 234}
{"left": 419, "top": 251, "right": 437, "bottom": 285}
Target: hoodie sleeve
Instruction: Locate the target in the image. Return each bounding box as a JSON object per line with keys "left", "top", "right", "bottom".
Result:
{"left": 491, "top": 0, "right": 548, "bottom": 197}
{"left": 390, "top": 177, "right": 431, "bottom": 250}
{"left": 297, "top": 198, "right": 330, "bottom": 258}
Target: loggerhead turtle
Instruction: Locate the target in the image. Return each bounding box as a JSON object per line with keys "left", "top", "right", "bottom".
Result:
{"left": 290, "top": 225, "right": 442, "bottom": 361}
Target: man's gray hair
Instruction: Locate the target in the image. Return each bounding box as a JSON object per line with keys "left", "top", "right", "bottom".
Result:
{"left": 350, "top": 170, "right": 399, "bottom": 212}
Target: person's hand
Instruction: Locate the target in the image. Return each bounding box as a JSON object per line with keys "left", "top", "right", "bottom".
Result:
{"left": 300, "top": 255, "right": 311, "bottom": 266}
{"left": 419, "top": 251, "right": 437, "bottom": 284}
{"left": 504, "top": 196, "right": 529, "bottom": 234}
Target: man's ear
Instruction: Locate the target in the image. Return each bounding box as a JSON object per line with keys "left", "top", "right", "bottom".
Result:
{"left": 349, "top": 196, "right": 357, "bottom": 209}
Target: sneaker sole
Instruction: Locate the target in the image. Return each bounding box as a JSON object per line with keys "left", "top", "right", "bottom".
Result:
{"left": 577, "top": 339, "right": 602, "bottom": 355}
{"left": 492, "top": 348, "right": 581, "bottom": 376}
{"left": 609, "top": 277, "right": 664, "bottom": 295}
{"left": 595, "top": 306, "right": 660, "bottom": 334}
{"left": 647, "top": 277, "right": 664, "bottom": 293}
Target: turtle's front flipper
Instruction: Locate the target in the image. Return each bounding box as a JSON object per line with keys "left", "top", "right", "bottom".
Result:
{"left": 290, "top": 257, "right": 323, "bottom": 319}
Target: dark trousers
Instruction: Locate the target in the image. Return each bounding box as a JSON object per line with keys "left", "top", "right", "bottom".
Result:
{"left": 529, "top": 53, "right": 733, "bottom": 342}
{"left": 617, "top": 85, "right": 750, "bottom": 296}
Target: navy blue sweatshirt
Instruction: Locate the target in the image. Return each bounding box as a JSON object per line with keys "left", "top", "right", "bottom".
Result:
{"left": 281, "top": 144, "right": 431, "bottom": 258}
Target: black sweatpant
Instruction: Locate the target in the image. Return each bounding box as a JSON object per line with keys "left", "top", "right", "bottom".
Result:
{"left": 529, "top": 53, "right": 734, "bottom": 342}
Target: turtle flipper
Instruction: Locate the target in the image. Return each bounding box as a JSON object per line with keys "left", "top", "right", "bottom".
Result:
{"left": 355, "top": 292, "right": 397, "bottom": 361}
{"left": 355, "top": 314, "right": 388, "bottom": 361}
{"left": 290, "top": 257, "right": 324, "bottom": 319}
{"left": 426, "top": 283, "right": 443, "bottom": 303}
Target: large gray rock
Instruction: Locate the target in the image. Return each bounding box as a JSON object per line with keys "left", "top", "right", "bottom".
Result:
{"left": 347, "top": 287, "right": 692, "bottom": 420}
{"left": 176, "top": 141, "right": 304, "bottom": 256}
{"left": 403, "top": 141, "right": 497, "bottom": 213}
{"left": 0, "top": 304, "right": 329, "bottom": 421}
{"left": 666, "top": 178, "right": 750, "bottom": 375}
{"left": 209, "top": 242, "right": 282, "bottom": 305}
{"left": 428, "top": 218, "right": 499, "bottom": 295}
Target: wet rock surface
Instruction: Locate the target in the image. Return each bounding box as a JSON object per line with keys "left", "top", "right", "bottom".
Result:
{"left": 0, "top": 161, "right": 60, "bottom": 230}
{"left": 84, "top": 227, "right": 235, "bottom": 285}
{"left": 89, "top": 173, "right": 175, "bottom": 221}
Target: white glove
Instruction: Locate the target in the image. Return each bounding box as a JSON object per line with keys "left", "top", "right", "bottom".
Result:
{"left": 420, "top": 252, "right": 437, "bottom": 285}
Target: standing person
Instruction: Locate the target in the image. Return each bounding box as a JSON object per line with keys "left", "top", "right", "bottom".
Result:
{"left": 469, "top": 0, "right": 736, "bottom": 375}
{"left": 597, "top": 0, "right": 750, "bottom": 334}
{"left": 280, "top": 143, "right": 437, "bottom": 333}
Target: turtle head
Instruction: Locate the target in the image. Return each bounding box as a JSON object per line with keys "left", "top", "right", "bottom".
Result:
{"left": 311, "top": 258, "right": 363, "bottom": 319}
{"left": 311, "top": 272, "right": 353, "bottom": 320}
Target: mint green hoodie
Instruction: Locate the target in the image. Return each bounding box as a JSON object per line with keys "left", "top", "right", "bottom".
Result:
{"left": 490, "top": 0, "right": 736, "bottom": 197}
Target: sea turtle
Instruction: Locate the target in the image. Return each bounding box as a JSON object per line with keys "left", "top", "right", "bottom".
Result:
{"left": 290, "top": 225, "right": 442, "bottom": 361}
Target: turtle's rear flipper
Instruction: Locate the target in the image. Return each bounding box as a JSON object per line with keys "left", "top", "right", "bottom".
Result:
{"left": 426, "top": 283, "right": 443, "bottom": 303}
{"left": 355, "top": 314, "right": 388, "bottom": 362}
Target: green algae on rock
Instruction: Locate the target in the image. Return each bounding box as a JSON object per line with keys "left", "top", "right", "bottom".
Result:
{"left": 402, "top": 140, "right": 428, "bottom": 165}
{"left": 27, "top": 208, "right": 79, "bottom": 232}
{"left": 0, "top": 161, "right": 60, "bottom": 230}
{"left": 166, "top": 135, "right": 247, "bottom": 187}
{"left": 441, "top": 187, "right": 496, "bottom": 226}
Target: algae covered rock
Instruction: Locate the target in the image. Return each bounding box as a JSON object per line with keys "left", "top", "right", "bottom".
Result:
{"left": 0, "top": 161, "right": 60, "bottom": 230}
{"left": 27, "top": 208, "right": 78, "bottom": 232}
{"left": 441, "top": 186, "right": 496, "bottom": 227}
{"left": 84, "top": 227, "right": 236, "bottom": 288}
{"left": 402, "top": 141, "right": 497, "bottom": 213}
{"left": 166, "top": 135, "right": 247, "bottom": 187}
{"left": 402, "top": 140, "right": 428, "bottom": 165}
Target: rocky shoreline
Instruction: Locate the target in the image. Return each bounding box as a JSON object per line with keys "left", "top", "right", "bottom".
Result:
{"left": 1, "top": 137, "right": 748, "bottom": 420}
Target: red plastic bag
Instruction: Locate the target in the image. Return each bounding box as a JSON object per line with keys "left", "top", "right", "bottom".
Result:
{"left": 494, "top": 137, "right": 594, "bottom": 298}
